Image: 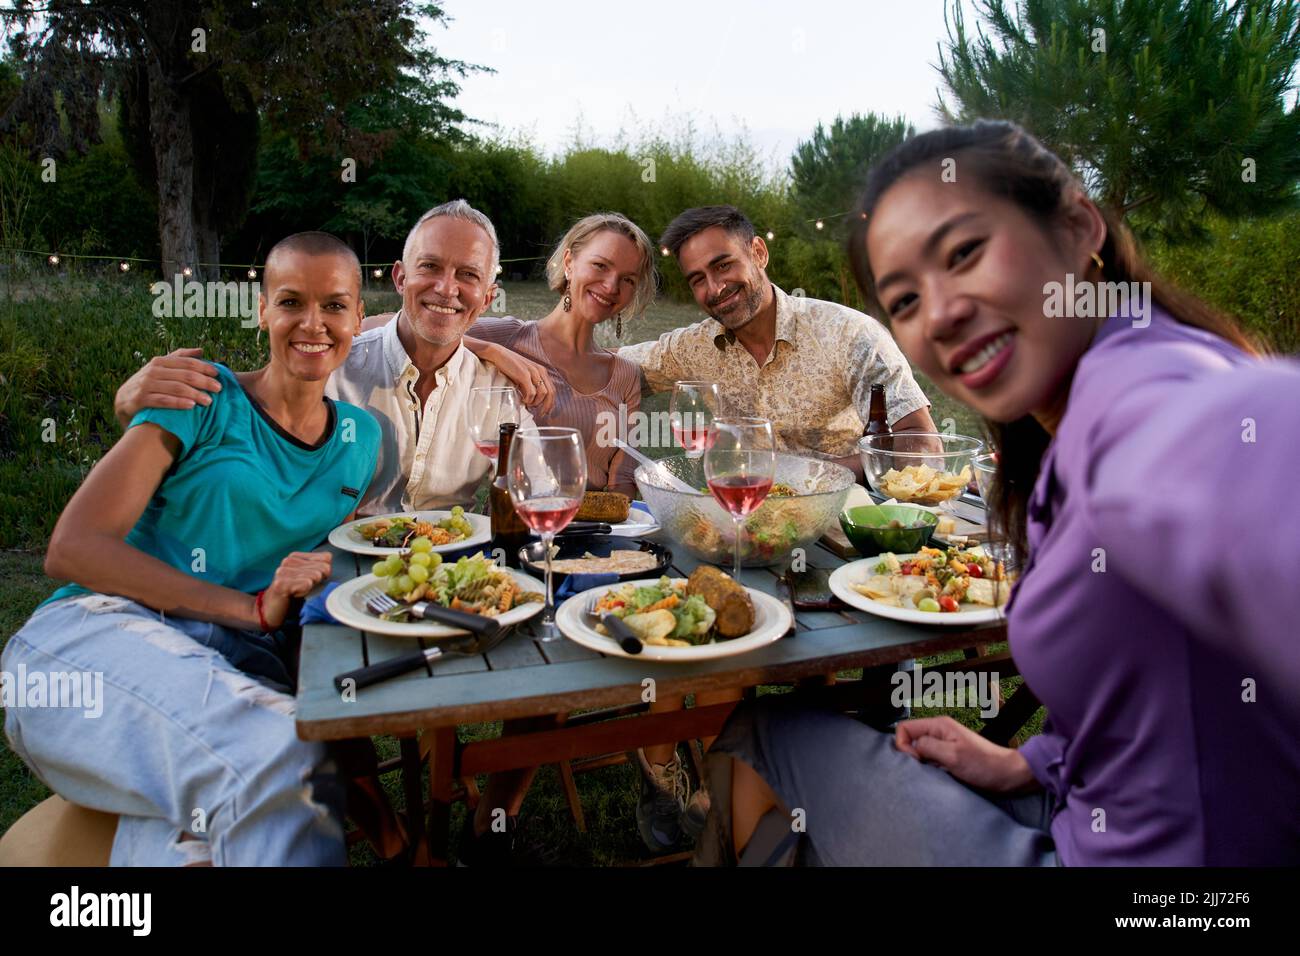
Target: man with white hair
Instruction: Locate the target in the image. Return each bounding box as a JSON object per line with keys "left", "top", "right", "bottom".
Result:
{"left": 116, "top": 199, "right": 534, "bottom": 513}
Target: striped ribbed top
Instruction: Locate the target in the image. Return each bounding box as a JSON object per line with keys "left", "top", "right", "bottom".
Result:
{"left": 469, "top": 317, "right": 641, "bottom": 492}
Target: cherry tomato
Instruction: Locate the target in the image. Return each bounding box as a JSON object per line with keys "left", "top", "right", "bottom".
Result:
{"left": 968, "top": 564, "right": 983, "bottom": 578}
{"left": 939, "top": 595, "right": 960, "bottom": 613}
{"left": 900, "top": 562, "right": 913, "bottom": 575}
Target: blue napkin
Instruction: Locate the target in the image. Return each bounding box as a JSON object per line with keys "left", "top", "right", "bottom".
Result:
{"left": 555, "top": 572, "right": 619, "bottom": 600}
{"left": 300, "top": 581, "right": 342, "bottom": 626}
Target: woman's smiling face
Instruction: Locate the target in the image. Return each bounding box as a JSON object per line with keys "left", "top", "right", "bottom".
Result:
{"left": 865, "top": 171, "right": 1103, "bottom": 425}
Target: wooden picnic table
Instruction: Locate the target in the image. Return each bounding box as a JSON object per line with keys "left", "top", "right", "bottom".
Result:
{"left": 295, "top": 531, "right": 1022, "bottom": 865}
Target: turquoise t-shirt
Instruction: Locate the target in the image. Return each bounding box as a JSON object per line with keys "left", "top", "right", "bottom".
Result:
{"left": 45, "top": 362, "right": 381, "bottom": 606}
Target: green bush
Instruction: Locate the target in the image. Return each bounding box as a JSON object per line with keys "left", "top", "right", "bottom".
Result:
{"left": 1149, "top": 211, "right": 1300, "bottom": 354}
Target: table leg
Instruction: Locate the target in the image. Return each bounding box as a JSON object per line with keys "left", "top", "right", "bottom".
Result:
{"left": 399, "top": 735, "right": 431, "bottom": 866}
{"left": 421, "top": 726, "right": 456, "bottom": 866}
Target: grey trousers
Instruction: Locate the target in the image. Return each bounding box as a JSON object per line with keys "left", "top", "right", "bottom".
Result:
{"left": 709, "top": 696, "right": 1059, "bottom": 866}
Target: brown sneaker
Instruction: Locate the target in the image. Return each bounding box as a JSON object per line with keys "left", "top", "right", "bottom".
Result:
{"left": 635, "top": 748, "right": 692, "bottom": 852}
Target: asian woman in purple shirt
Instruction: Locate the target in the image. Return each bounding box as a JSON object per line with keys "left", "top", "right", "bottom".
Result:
{"left": 695, "top": 121, "right": 1300, "bottom": 866}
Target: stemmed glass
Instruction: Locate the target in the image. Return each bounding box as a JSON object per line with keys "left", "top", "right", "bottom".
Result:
{"left": 669, "top": 381, "right": 721, "bottom": 459}
{"left": 704, "top": 417, "right": 776, "bottom": 578}
{"left": 467, "top": 386, "right": 521, "bottom": 475}
{"left": 507, "top": 427, "right": 588, "bottom": 642}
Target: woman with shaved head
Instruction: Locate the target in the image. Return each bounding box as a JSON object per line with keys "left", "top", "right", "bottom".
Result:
{"left": 2, "top": 231, "right": 381, "bottom": 866}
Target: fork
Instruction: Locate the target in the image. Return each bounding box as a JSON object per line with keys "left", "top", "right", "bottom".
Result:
{"left": 584, "top": 591, "right": 643, "bottom": 655}
{"left": 331, "top": 588, "right": 508, "bottom": 691}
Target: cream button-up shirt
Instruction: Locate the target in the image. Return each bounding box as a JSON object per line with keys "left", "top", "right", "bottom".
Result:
{"left": 619, "top": 284, "right": 930, "bottom": 459}
{"left": 326, "top": 313, "right": 533, "bottom": 515}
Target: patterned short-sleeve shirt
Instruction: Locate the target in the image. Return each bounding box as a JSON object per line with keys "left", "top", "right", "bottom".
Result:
{"left": 618, "top": 283, "right": 930, "bottom": 459}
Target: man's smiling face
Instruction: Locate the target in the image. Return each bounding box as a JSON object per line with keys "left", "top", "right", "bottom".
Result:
{"left": 393, "top": 216, "right": 496, "bottom": 348}
{"left": 676, "top": 226, "right": 768, "bottom": 331}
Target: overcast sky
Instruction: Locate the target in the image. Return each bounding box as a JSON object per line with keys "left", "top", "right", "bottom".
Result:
{"left": 434, "top": 0, "right": 964, "bottom": 174}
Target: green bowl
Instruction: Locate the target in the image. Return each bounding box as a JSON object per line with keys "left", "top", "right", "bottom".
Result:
{"left": 838, "top": 505, "right": 939, "bottom": 557}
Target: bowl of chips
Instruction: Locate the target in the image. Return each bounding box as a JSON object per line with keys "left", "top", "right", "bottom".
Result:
{"left": 857, "top": 433, "right": 984, "bottom": 510}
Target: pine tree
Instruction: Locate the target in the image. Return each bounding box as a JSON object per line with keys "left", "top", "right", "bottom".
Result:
{"left": 938, "top": 0, "right": 1300, "bottom": 241}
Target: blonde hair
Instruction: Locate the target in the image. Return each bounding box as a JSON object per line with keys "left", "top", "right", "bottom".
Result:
{"left": 545, "top": 212, "right": 657, "bottom": 318}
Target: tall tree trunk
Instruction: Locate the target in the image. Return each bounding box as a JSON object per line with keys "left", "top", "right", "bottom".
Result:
{"left": 148, "top": 56, "right": 197, "bottom": 279}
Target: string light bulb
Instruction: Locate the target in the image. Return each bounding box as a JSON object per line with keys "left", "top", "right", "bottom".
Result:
{"left": 48, "top": 254, "right": 59, "bottom": 266}
{"left": 765, "top": 231, "right": 774, "bottom": 241}
{"left": 815, "top": 220, "right": 825, "bottom": 231}
{"left": 660, "top": 246, "right": 670, "bottom": 257}
{"left": 119, "top": 261, "right": 131, "bottom": 273}
{"left": 247, "top": 268, "right": 257, "bottom": 279}
{"left": 181, "top": 266, "right": 193, "bottom": 277}
{"left": 372, "top": 268, "right": 383, "bottom": 278}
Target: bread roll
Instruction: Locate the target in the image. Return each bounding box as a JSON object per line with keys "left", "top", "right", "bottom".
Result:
{"left": 686, "top": 566, "right": 755, "bottom": 638}
{"left": 576, "top": 491, "right": 630, "bottom": 523}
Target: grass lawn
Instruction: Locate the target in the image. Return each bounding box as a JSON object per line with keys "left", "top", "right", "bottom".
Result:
{"left": 0, "top": 278, "right": 1022, "bottom": 864}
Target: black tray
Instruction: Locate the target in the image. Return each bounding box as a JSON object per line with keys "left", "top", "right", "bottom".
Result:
{"left": 517, "top": 535, "right": 672, "bottom": 583}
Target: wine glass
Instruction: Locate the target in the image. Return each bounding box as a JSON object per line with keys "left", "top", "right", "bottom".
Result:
{"left": 704, "top": 417, "right": 776, "bottom": 578}
{"left": 467, "top": 386, "right": 521, "bottom": 474}
{"left": 507, "top": 427, "right": 588, "bottom": 642}
{"left": 669, "top": 381, "right": 721, "bottom": 458}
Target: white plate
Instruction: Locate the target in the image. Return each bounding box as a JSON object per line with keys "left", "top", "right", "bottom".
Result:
{"left": 326, "top": 568, "right": 547, "bottom": 638}
{"left": 328, "top": 510, "right": 492, "bottom": 557}
{"left": 605, "top": 506, "right": 660, "bottom": 538}
{"left": 555, "top": 578, "right": 792, "bottom": 662}
{"left": 829, "top": 553, "right": 1009, "bottom": 626}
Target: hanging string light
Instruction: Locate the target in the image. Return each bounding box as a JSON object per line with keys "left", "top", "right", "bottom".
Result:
{"left": 48, "top": 254, "right": 59, "bottom": 266}
{"left": 371, "top": 268, "right": 383, "bottom": 278}
{"left": 119, "top": 261, "right": 131, "bottom": 273}
{"left": 765, "top": 231, "right": 774, "bottom": 241}
{"left": 815, "top": 220, "right": 825, "bottom": 231}
{"left": 247, "top": 268, "right": 257, "bottom": 279}
{"left": 181, "top": 266, "right": 193, "bottom": 277}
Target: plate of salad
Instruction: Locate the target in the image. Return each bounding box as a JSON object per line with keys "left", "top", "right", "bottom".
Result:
{"left": 326, "top": 551, "right": 546, "bottom": 638}
{"left": 328, "top": 507, "right": 491, "bottom": 556}
{"left": 828, "top": 544, "right": 1016, "bottom": 626}
{"left": 555, "top": 568, "right": 793, "bottom": 662}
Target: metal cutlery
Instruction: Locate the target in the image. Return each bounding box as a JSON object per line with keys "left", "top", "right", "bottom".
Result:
{"left": 332, "top": 587, "right": 512, "bottom": 691}
{"left": 584, "top": 591, "right": 643, "bottom": 655}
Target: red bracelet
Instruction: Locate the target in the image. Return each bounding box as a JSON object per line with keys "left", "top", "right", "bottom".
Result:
{"left": 254, "top": 590, "right": 272, "bottom": 633}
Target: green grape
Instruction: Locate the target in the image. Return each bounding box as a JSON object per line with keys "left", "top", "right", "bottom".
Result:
{"left": 408, "top": 564, "right": 429, "bottom": 585}
{"left": 451, "top": 506, "right": 464, "bottom": 517}
{"left": 396, "top": 574, "right": 415, "bottom": 593}
{"left": 385, "top": 578, "right": 405, "bottom": 598}
{"left": 410, "top": 552, "right": 431, "bottom": 567}
{"left": 410, "top": 536, "right": 433, "bottom": 553}
{"left": 427, "top": 552, "right": 443, "bottom": 568}
{"left": 372, "top": 561, "right": 392, "bottom": 577}
{"left": 917, "top": 597, "right": 941, "bottom": 613}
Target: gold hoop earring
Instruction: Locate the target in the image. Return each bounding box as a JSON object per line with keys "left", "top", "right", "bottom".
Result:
{"left": 562, "top": 277, "right": 572, "bottom": 313}
{"left": 1091, "top": 251, "right": 1104, "bottom": 271}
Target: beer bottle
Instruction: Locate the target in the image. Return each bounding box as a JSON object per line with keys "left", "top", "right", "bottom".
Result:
{"left": 865, "top": 384, "right": 892, "bottom": 451}
{"left": 491, "top": 422, "right": 530, "bottom": 562}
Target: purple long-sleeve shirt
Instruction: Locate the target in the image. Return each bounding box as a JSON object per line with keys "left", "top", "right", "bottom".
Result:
{"left": 1007, "top": 304, "right": 1300, "bottom": 866}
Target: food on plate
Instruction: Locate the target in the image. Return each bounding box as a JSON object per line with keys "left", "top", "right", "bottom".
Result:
{"left": 851, "top": 545, "right": 1013, "bottom": 613}
{"left": 540, "top": 550, "right": 661, "bottom": 575}
{"left": 875, "top": 464, "right": 972, "bottom": 505}
{"left": 591, "top": 572, "right": 759, "bottom": 647}
{"left": 355, "top": 507, "right": 474, "bottom": 548}
{"left": 575, "top": 490, "right": 631, "bottom": 523}
{"left": 686, "top": 565, "right": 755, "bottom": 637}
{"left": 370, "top": 551, "right": 541, "bottom": 618}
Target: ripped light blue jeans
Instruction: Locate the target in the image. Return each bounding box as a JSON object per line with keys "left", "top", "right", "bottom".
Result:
{"left": 1, "top": 593, "right": 346, "bottom": 866}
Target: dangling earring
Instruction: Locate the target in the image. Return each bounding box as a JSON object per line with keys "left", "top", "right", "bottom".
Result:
{"left": 256, "top": 325, "right": 264, "bottom": 349}
{"left": 1091, "top": 251, "right": 1105, "bottom": 272}
{"left": 616, "top": 312, "right": 624, "bottom": 339}
{"left": 562, "top": 277, "right": 572, "bottom": 313}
